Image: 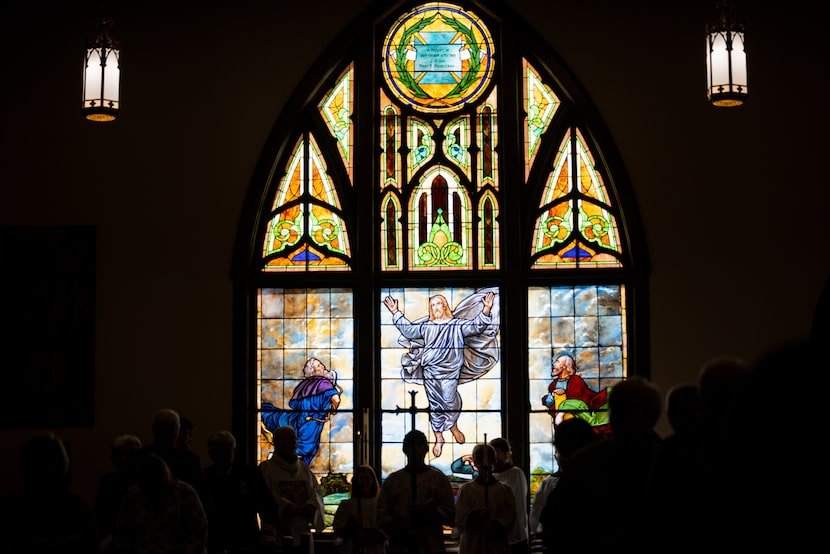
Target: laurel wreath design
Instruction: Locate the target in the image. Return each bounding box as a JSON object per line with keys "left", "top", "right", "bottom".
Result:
{"left": 395, "top": 14, "right": 436, "bottom": 99}
{"left": 393, "top": 11, "right": 483, "bottom": 102}
{"left": 440, "top": 14, "right": 481, "bottom": 99}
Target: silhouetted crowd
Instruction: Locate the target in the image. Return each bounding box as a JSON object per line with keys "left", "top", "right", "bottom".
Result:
{"left": 2, "top": 273, "right": 826, "bottom": 553}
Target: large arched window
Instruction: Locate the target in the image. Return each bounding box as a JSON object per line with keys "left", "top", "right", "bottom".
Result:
{"left": 232, "top": 0, "right": 649, "bottom": 527}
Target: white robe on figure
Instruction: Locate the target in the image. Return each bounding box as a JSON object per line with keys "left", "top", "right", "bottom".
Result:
{"left": 454, "top": 478, "right": 515, "bottom": 554}
{"left": 259, "top": 455, "right": 325, "bottom": 545}
{"left": 528, "top": 473, "right": 559, "bottom": 534}
{"left": 492, "top": 465, "right": 529, "bottom": 546}
{"left": 392, "top": 287, "right": 500, "bottom": 433}
{"left": 333, "top": 497, "right": 387, "bottom": 554}
{"left": 377, "top": 466, "right": 455, "bottom": 554}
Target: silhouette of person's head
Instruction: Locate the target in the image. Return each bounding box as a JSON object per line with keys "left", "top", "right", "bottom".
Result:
{"left": 111, "top": 434, "right": 142, "bottom": 472}
{"left": 471, "top": 443, "right": 497, "bottom": 476}
{"left": 272, "top": 425, "right": 299, "bottom": 463}
{"left": 350, "top": 465, "right": 381, "bottom": 499}
{"left": 135, "top": 451, "right": 174, "bottom": 502}
{"left": 152, "top": 408, "right": 181, "bottom": 447}
{"left": 207, "top": 430, "right": 237, "bottom": 471}
{"left": 402, "top": 430, "right": 429, "bottom": 462}
{"left": 665, "top": 383, "right": 699, "bottom": 436}
{"left": 698, "top": 356, "right": 748, "bottom": 431}
{"left": 724, "top": 340, "right": 823, "bottom": 548}
{"left": 553, "top": 417, "right": 598, "bottom": 462}
{"left": 19, "top": 432, "right": 70, "bottom": 491}
{"left": 177, "top": 416, "right": 194, "bottom": 449}
{"left": 488, "top": 437, "right": 513, "bottom": 470}
{"left": 608, "top": 376, "right": 662, "bottom": 439}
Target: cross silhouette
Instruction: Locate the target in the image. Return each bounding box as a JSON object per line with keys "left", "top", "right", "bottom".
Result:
{"left": 394, "top": 389, "right": 430, "bottom": 431}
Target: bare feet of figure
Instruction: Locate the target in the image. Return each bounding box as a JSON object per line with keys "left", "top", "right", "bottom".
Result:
{"left": 450, "top": 424, "right": 466, "bottom": 444}
{"left": 433, "top": 431, "right": 445, "bottom": 457}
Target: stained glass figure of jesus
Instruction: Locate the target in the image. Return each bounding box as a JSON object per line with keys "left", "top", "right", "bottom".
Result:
{"left": 383, "top": 288, "right": 500, "bottom": 457}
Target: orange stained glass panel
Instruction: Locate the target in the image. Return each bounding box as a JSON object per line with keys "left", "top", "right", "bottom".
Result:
{"left": 531, "top": 131, "right": 622, "bottom": 269}
{"left": 262, "top": 135, "right": 351, "bottom": 271}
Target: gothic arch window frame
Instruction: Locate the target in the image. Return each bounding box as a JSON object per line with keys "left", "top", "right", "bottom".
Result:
{"left": 232, "top": 0, "right": 650, "bottom": 512}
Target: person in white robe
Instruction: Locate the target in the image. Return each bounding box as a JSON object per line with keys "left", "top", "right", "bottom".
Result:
{"left": 333, "top": 465, "right": 387, "bottom": 554}
{"left": 259, "top": 425, "right": 325, "bottom": 547}
{"left": 378, "top": 430, "right": 456, "bottom": 554}
{"left": 489, "top": 438, "right": 528, "bottom": 554}
{"left": 454, "top": 443, "right": 515, "bottom": 554}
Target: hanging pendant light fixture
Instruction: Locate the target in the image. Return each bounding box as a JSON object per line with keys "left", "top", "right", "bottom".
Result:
{"left": 706, "top": 0, "right": 748, "bottom": 107}
{"left": 82, "top": 17, "right": 121, "bottom": 122}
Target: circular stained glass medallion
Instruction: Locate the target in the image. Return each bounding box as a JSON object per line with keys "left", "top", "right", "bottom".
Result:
{"left": 382, "top": 2, "right": 495, "bottom": 114}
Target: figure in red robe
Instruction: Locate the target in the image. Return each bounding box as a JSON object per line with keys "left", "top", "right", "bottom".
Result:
{"left": 541, "top": 351, "right": 610, "bottom": 432}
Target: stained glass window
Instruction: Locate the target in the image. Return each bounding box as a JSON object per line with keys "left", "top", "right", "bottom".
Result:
{"left": 531, "top": 130, "right": 622, "bottom": 269}
{"left": 262, "top": 134, "right": 351, "bottom": 272}
{"left": 318, "top": 64, "right": 354, "bottom": 185}
{"left": 256, "top": 288, "right": 355, "bottom": 523}
{"left": 527, "top": 285, "right": 626, "bottom": 494}
{"left": 379, "top": 286, "right": 502, "bottom": 481}
{"left": 382, "top": 3, "right": 495, "bottom": 113}
{"left": 236, "top": 0, "right": 647, "bottom": 531}
{"left": 523, "top": 60, "right": 559, "bottom": 179}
